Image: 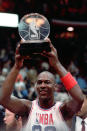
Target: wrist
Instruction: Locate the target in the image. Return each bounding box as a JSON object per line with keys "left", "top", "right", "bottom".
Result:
{"left": 14, "top": 63, "right": 21, "bottom": 70}
{"left": 54, "top": 62, "right": 68, "bottom": 76}
{"left": 60, "top": 72, "right": 77, "bottom": 91}
{"left": 53, "top": 62, "right": 61, "bottom": 71}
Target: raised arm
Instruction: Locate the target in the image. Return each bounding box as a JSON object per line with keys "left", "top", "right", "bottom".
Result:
{"left": 0, "top": 44, "right": 31, "bottom": 115}
{"left": 42, "top": 38, "right": 84, "bottom": 120}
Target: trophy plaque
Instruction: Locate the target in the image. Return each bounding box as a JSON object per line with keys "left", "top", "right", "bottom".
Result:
{"left": 18, "top": 13, "right": 51, "bottom": 56}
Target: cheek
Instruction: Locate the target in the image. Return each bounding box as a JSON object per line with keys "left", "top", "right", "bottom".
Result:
{"left": 48, "top": 88, "right": 54, "bottom": 95}
{"left": 8, "top": 116, "right": 14, "bottom": 123}
{"left": 6, "top": 119, "right": 12, "bottom": 124}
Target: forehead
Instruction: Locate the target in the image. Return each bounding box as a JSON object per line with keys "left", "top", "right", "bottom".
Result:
{"left": 37, "top": 72, "right": 55, "bottom": 82}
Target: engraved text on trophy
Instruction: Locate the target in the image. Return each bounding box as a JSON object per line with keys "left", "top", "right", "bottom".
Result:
{"left": 29, "top": 19, "right": 40, "bottom": 40}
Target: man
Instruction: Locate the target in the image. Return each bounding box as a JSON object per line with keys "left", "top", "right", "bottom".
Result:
{"left": 4, "top": 109, "right": 22, "bottom": 131}
{"left": 0, "top": 105, "right": 5, "bottom": 131}
{"left": 0, "top": 38, "right": 84, "bottom": 131}
{"left": 71, "top": 95, "right": 87, "bottom": 131}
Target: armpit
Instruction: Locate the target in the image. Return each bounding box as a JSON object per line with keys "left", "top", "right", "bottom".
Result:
{"left": 60, "top": 100, "right": 81, "bottom": 120}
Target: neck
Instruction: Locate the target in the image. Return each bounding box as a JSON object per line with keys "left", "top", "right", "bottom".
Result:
{"left": 38, "top": 97, "right": 55, "bottom": 109}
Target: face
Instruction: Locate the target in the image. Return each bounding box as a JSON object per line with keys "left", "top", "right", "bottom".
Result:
{"left": 35, "top": 72, "right": 55, "bottom": 100}
{"left": 4, "top": 109, "right": 17, "bottom": 129}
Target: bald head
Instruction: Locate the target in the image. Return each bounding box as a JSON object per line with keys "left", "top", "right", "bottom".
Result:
{"left": 37, "top": 71, "right": 56, "bottom": 83}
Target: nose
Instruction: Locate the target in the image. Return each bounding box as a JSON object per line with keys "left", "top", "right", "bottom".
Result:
{"left": 4, "top": 117, "right": 6, "bottom": 122}
{"left": 41, "top": 82, "right": 46, "bottom": 87}
{"left": 40, "top": 82, "right": 47, "bottom": 90}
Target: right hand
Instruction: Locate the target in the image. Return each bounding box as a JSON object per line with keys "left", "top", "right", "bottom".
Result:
{"left": 15, "top": 41, "right": 31, "bottom": 69}
{"left": 15, "top": 43, "right": 24, "bottom": 70}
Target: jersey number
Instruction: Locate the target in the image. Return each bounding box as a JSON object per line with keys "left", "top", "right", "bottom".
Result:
{"left": 32, "top": 125, "right": 56, "bottom": 131}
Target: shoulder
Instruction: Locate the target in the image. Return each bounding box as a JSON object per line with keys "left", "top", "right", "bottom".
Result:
{"left": 55, "top": 101, "right": 63, "bottom": 109}
{"left": 13, "top": 96, "right": 32, "bottom": 116}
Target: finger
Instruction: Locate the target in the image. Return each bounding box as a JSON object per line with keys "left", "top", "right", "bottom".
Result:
{"left": 41, "top": 51, "right": 54, "bottom": 58}
{"left": 42, "top": 46, "right": 55, "bottom": 56}
{"left": 15, "top": 54, "right": 22, "bottom": 60}
{"left": 20, "top": 39, "right": 25, "bottom": 43}
{"left": 23, "top": 56, "right": 30, "bottom": 59}
{"left": 16, "top": 44, "right": 20, "bottom": 54}
{"left": 45, "top": 38, "right": 56, "bottom": 52}
{"left": 16, "top": 49, "right": 19, "bottom": 54}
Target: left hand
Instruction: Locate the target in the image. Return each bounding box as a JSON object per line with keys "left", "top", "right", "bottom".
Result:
{"left": 41, "top": 38, "right": 60, "bottom": 70}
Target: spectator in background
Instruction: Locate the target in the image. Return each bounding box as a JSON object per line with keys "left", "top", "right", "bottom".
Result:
{"left": 19, "top": 67, "right": 28, "bottom": 80}
{"left": 68, "top": 61, "right": 79, "bottom": 77}
{"left": 0, "top": 49, "right": 7, "bottom": 60}
{"left": 54, "top": 89, "right": 71, "bottom": 103}
{"left": 4, "top": 109, "right": 22, "bottom": 131}
{"left": 71, "top": 94, "right": 87, "bottom": 131}
{"left": 27, "top": 68, "right": 37, "bottom": 100}
{"left": 14, "top": 81, "right": 28, "bottom": 99}
{"left": 27, "top": 68, "right": 38, "bottom": 85}
{"left": 40, "top": 61, "right": 50, "bottom": 71}
{"left": 68, "top": 60, "right": 87, "bottom": 91}
{"left": 16, "top": 73, "right": 24, "bottom": 82}
{"left": 28, "top": 83, "right": 37, "bottom": 101}
{"left": 2, "top": 68, "right": 9, "bottom": 77}
{"left": 0, "top": 67, "right": 9, "bottom": 88}
{"left": 0, "top": 105, "right": 5, "bottom": 131}
{"left": 76, "top": 74, "right": 87, "bottom": 90}
{"left": 0, "top": 75, "right": 5, "bottom": 87}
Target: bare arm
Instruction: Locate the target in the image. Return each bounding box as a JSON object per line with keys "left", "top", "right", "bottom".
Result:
{"left": 42, "top": 38, "right": 84, "bottom": 120}
{"left": 53, "top": 62, "right": 84, "bottom": 120}
{"left": 0, "top": 44, "right": 31, "bottom": 115}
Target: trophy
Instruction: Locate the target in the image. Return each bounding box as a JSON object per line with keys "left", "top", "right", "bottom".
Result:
{"left": 18, "top": 13, "right": 51, "bottom": 56}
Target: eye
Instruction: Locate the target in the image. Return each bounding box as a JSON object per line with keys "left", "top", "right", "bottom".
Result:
{"left": 45, "top": 80, "right": 51, "bottom": 84}
{"left": 37, "top": 80, "right": 42, "bottom": 84}
{"left": 36, "top": 80, "right": 52, "bottom": 85}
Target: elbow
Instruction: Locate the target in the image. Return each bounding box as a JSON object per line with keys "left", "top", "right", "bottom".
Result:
{"left": 80, "top": 99, "right": 84, "bottom": 107}
{"left": 79, "top": 94, "right": 84, "bottom": 106}
{"left": 0, "top": 95, "right": 9, "bottom": 106}
{"left": 0, "top": 96, "right": 5, "bottom": 105}
{"left": 0, "top": 93, "right": 4, "bottom": 104}
{"left": 0, "top": 91, "right": 5, "bottom": 104}
{"left": 77, "top": 98, "right": 84, "bottom": 112}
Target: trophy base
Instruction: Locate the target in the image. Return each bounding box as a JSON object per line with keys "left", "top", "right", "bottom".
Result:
{"left": 19, "top": 40, "right": 51, "bottom": 56}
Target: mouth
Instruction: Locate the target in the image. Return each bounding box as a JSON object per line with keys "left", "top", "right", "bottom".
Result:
{"left": 40, "top": 90, "right": 47, "bottom": 95}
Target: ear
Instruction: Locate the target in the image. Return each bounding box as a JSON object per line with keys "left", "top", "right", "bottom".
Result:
{"left": 18, "top": 116, "right": 22, "bottom": 121}
{"left": 17, "top": 116, "right": 22, "bottom": 129}
{"left": 53, "top": 83, "right": 58, "bottom": 92}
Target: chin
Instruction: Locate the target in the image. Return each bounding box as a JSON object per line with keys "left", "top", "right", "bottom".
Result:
{"left": 41, "top": 95, "right": 51, "bottom": 101}
{"left": 40, "top": 95, "right": 48, "bottom": 100}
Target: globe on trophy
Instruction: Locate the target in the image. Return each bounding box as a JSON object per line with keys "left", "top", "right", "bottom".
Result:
{"left": 18, "top": 13, "right": 51, "bottom": 56}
